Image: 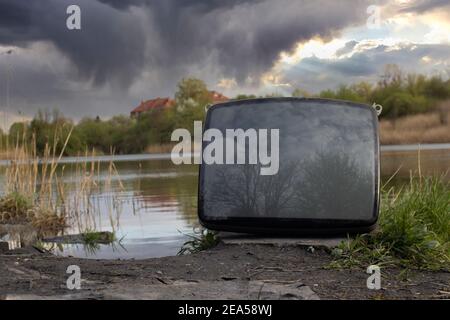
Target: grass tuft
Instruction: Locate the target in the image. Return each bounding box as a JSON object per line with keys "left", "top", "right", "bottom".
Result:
{"left": 178, "top": 228, "right": 220, "bottom": 255}
{"left": 330, "top": 175, "right": 449, "bottom": 271}
{"left": 81, "top": 230, "right": 116, "bottom": 246}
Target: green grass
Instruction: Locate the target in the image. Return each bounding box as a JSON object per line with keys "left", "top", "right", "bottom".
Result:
{"left": 81, "top": 230, "right": 116, "bottom": 246}
{"left": 178, "top": 228, "right": 220, "bottom": 255}
{"left": 330, "top": 175, "right": 449, "bottom": 271}
{"left": 79, "top": 230, "right": 118, "bottom": 255}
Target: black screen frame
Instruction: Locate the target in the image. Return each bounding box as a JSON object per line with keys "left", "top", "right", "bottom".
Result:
{"left": 198, "top": 97, "right": 380, "bottom": 235}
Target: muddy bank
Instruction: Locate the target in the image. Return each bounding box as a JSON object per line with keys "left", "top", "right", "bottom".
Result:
{"left": 0, "top": 243, "right": 449, "bottom": 300}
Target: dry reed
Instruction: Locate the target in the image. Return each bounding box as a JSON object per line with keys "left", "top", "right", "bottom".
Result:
{"left": 0, "top": 128, "right": 124, "bottom": 239}
{"left": 380, "top": 108, "right": 450, "bottom": 145}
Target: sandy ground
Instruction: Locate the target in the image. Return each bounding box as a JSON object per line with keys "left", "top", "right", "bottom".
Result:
{"left": 0, "top": 243, "right": 449, "bottom": 300}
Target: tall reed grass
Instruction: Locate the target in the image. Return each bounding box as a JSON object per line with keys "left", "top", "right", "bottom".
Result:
{"left": 380, "top": 102, "right": 450, "bottom": 145}
{"left": 0, "top": 128, "right": 124, "bottom": 242}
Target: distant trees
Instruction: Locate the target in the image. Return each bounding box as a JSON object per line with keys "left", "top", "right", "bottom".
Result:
{"left": 6, "top": 110, "right": 82, "bottom": 156}
{"left": 2, "top": 69, "right": 449, "bottom": 156}
{"left": 174, "top": 78, "right": 212, "bottom": 134}
{"left": 234, "top": 94, "right": 257, "bottom": 100}
{"left": 314, "top": 64, "right": 450, "bottom": 119}
{"left": 292, "top": 88, "right": 311, "bottom": 98}
{"left": 175, "top": 78, "right": 211, "bottom": 111}
{"left": 3, "top": 78, "right": 214, "bottom": 156}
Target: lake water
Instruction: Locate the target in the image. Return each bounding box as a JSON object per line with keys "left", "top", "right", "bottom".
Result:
{"left": 48, "top": 159, "right": 200, "bottom": 260}
{"left": 1, "top": 144, "right": 449, "bottom": 259}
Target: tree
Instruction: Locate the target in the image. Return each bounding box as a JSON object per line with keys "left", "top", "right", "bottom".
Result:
{"left": 382, "top": 92, "right": 428, "bottom": 120}
{"left": 379, "top": 64, "right": 403, "bottom": 88}
{"left": 405, "top": 74, "right": 426, "bottom": 96}
{"left": 319, "top": 89, "right": 337, "bottom": 99}
{"left": 351, "top": 81, "right": 372, "bottom": 101}
{"left": 175, "top": 78, "right": 211, "bottom": 111}
{"left": 26, "top": 109, "right": 82, "bottom": 156}
{"left": 424, "top": 76, "right": 449, "bottom": 100}
{"left": 292, "top": 88, "right": 311, "bottom": 98}
{"left": 319, "top": 85, "right": 365, "bottom": 103}
{"left": 234, "top": 94, "right": 257, "bottom": 100}
{"left": 76, "top": 117, "right": 112, "bottom": 153}
{"left": 174, "top": 78, "right": 212, "bottom": 134}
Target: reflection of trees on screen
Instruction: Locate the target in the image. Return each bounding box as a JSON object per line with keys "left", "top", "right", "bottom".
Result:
{"left": 293, "top": 150, "right": 373, "bottom": 219}
{"left": 205, "top": 162, "right": 300, "bottom": 217}
{"left": 259, "top": 162, "right": 299, "bottom": 215}
{"left": 207, "top": 165, "right": 260, "bottom": 216}
{"left": 204, "top": 150, "right": 373, "bottom": 220}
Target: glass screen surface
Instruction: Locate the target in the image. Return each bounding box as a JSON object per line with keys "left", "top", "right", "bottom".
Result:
{"left": 201, "top": 99, "right": 378, "bottom": 222}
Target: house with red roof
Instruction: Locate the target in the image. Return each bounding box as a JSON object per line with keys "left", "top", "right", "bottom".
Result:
{"left": 209, "top": 91, "right": 229, "bottom": 103}
{"left": 130, "top": 91, "right": 229, "bottom": 117}
{"left": 130, "top": 97, "right": 175, "bottom": 117}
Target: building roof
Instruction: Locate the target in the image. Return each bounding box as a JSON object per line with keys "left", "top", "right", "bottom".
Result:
{"left": 130, "top": 97, "right": 174, "bottom": 115}
{"left": 209, "top": 91, "right": 229, "bottom": 103}
{"left": 130, "top": 91, "right": 228, "bottom": 116}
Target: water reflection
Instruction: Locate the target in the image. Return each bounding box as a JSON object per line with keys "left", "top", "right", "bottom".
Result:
{"left": 0, "top": 147, "right": 448, "bottom": 259}
{"left": 41, "top": 239, "right": 126, "bottom": 258}
{"left": 381, "top": 148, "right": 450, "bottom": 182}
{"left": 44, "top": 238, "right": 188, "bottom": 259}
{"left": 34, "top": 159, "right": 200, "bottom": 259}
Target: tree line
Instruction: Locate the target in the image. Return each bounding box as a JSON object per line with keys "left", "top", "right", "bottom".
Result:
{"left": 2, "top": 65, "right": 449, "bottom": 156}
{"left": 313, "top": 64, "right": 450, "bottom": 119}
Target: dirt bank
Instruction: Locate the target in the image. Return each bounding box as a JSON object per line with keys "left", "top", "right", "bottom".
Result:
{"left": 0, "top": 243, "right": 448, "bottom": 300}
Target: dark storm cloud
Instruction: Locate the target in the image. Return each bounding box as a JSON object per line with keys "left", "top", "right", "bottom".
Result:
{"left": 0, "top": 0, "right": 147, "bottom": 87}
{"left": 141, "top": 0, "right": 370, "bottom": 83}
{"left": 97, "top": 0, "right": 145, "bottom": 10}
{"left": 4, "top": 0, "right": 423, "bottom": 123}
{"left": 98, "top": 0, "right": 256, "bottom": 11}
{"left": 0, "top": 0, "right": 370, "bottom": 88}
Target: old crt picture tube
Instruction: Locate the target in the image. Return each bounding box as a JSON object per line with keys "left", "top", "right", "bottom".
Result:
{"left": 198, "top": 98, "right": 380, "bottom": 233}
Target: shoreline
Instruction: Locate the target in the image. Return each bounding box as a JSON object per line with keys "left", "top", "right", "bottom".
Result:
{"left": 1, "top": 142, "right": 449, "bottom": 166}
{"left": 1, "top": 242, "right": 449, "bottom": 300}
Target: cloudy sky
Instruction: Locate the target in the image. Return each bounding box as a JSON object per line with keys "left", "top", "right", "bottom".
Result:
{"left": 0, "top": 0, "right": 449, "bottom": 129}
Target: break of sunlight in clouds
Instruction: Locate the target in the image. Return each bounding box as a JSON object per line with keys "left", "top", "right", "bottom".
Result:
{"left": 258, "top": 0, "right": 450, "bottom": 95}
{"left": 217, "top": 78, "right": 238, "bottom": 90}
{"left": 279, "top": 39, "right": 349, "bottom": 64}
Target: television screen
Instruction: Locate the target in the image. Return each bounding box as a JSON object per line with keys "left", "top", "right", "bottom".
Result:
{"left": 199, "top": 98, "right": 380, "bottom": 234}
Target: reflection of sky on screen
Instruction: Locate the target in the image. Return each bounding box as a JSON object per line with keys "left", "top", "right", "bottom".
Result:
{"left": 203, "top": 100, "right": 377, "bottom": 220}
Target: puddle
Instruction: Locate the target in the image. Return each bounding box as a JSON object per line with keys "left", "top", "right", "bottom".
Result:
{"left": 41, "top": 235, "right": 190, "bottom": 259}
